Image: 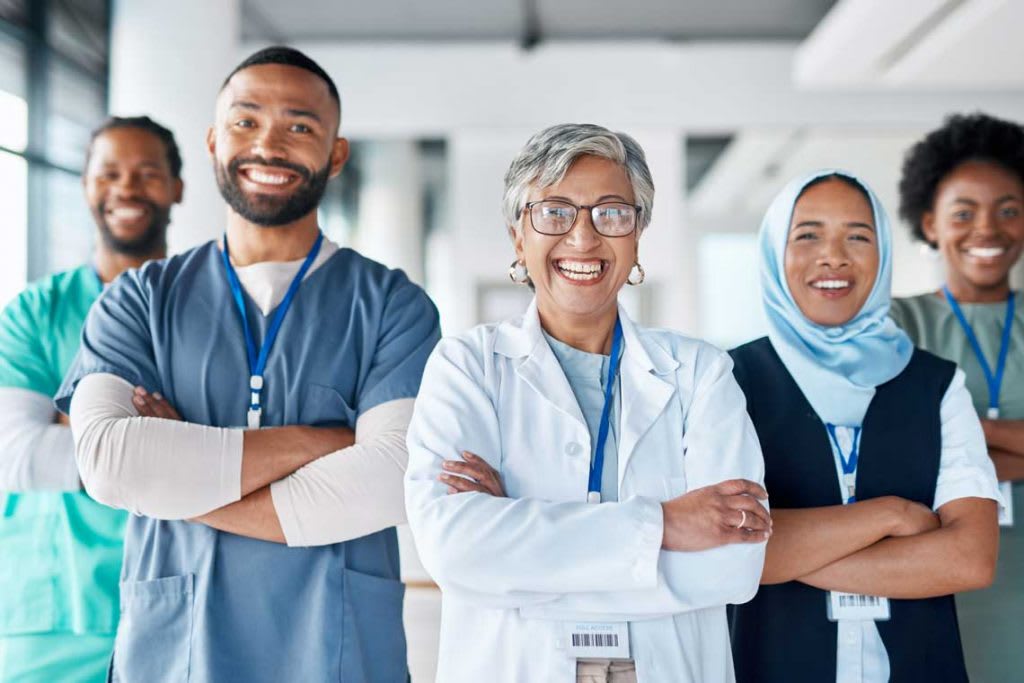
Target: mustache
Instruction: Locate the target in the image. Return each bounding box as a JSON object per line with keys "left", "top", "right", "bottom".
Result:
{"left": 98, "top": 197, "right": 160, "bottom": 215}
{"left": 228, "top": 156, "right": 311, "bottom": 182}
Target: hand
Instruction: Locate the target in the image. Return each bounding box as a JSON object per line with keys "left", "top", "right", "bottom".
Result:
{"left": 886, "top": 496, "right": 941, "bottom": 537}
{"left": 440, "top": 451, "right": 506, "bottom": 497}
{"left": 132, "top": 387, "right": 182, "bottom": 420}
{"left": 661, "top": 479, "right": 771, "bottom": 551}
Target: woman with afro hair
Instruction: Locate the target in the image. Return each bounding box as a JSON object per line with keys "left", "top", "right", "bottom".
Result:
{"left": 891, "top": 112, "right": 1024, "bottom": 682}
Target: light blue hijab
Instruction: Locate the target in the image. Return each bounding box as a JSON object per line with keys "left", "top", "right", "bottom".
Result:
{"left": 760, "top": 169, "right": 913, "bottom": 427}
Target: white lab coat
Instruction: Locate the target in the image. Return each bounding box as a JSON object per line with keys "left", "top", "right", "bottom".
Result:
{"left": 405, "top": 301, "right": 766, "bottom": 682}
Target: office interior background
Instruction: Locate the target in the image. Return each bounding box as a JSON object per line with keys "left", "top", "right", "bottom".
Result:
{"left": 2, "top": 0, "right": 1024, "bottom": 679}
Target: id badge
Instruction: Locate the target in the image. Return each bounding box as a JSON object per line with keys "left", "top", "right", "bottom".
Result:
{"left": 826, "top": 591, "right": 890, "bottom": 622}
{"left": 560, "top": 622, "right": 630, "bottom": 660}
{"left": 999, "top": 481, "right": 1014, "bottom": 527}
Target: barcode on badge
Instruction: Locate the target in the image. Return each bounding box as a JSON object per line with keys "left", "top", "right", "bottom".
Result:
{"left": 838, "top": 594, "right": 882, "bottom": 608}
{"left": 571, "top": 633, "right": 619, "bottom": 648}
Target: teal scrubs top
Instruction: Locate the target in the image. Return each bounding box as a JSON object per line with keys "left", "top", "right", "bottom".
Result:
{"left": 891, "top": 292, "right": 1024, "bottom": 683}
{"left": 0, "top": 267, "right": 126, "bottom": 643}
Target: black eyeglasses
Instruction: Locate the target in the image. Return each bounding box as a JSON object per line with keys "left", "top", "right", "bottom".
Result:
{"left": 524, "top": 200, "right": 641, "bottom": 237}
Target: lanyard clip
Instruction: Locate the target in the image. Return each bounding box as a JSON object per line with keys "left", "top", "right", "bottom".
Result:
{"left": 247, "top": 407, "right": 262, "bottom": 430}
{"left": 587, "top": 491, "right": 601, "bottom": 504}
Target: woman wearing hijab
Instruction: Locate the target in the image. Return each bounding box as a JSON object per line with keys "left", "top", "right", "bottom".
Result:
{"left": 728, "top": 169, "right": 1001, "bottom": 683}
{"left": 405, "top": 123, "right": 769, "bottom": 683}
{"left": 890, "top": 113, "right": 1024, "bottom": 682}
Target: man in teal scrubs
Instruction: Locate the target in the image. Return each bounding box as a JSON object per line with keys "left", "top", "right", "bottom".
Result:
{"left": 0, "top": 116, "right": 182, "bottom": 682}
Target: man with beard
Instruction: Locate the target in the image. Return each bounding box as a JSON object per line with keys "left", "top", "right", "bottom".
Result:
{"left": 56, "top": 47, "right": 439, "bottom": 683}
{"left": 0, "top": 116, "right": 181, "bottom": 682}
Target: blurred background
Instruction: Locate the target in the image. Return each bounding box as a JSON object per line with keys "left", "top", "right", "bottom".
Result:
{"left": 2, "top": 1, "right": 1024, "bottom": 679}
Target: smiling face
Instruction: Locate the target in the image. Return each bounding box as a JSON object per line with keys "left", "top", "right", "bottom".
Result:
{"left": 784, "top": 178, "right": 879, "bottom": 327}
{"left": 514, "top": 155, "right": 639, "bottom": 327}
{"left": 208, "top": 63, "right": 348, "bottom": 227}
{"left": 923, "top": 160, "right": 1024, "bottom": 300}
{"left": 84, "top": 127, "right": 182, "bottom": 256}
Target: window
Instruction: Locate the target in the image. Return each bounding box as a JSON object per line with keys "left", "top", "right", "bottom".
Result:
{"left": 0, "top": 0, "right": 109, "bottom": 304}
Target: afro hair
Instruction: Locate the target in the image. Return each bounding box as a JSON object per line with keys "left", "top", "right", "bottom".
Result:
{"left": 898, "top": 112, "right": 1024, "bottom": 246}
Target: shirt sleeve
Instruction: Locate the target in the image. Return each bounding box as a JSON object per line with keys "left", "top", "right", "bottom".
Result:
{"left": 0, "top": 286, "right": 61, "bottom": 394}
{"left": 355, "top": 275, "right": 441, "bottom": 415}
{"left": 405, "top": 334, "right": 664, "bottom": 610}
{"left": 520, "top": 346, "right": 768, "bottom": 621}
{"left": 0, "top": 387, "right": 80, "bottom": 491}
{"left": 270, "top": 398, "right": 413, "bottom": 547}
{"left": 55, "top": 269, "right": 162, "bottom": 413}
{"left": 69, "top": 372, "right": 243, "bottom": 518}
{"left": 932, "top": 368, "right": 1004, "bottom": 511}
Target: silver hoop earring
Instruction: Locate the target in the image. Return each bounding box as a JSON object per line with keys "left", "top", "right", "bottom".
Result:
{"left": 508, "top": 259, "right": 530, "bottom": 284}
{"left": 627, "top": 261, "right": 645, "bottom": 286}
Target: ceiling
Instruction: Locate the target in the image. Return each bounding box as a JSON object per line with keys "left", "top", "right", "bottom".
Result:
{"left": 242, "top": 0, "right": 838, "bottom": 44}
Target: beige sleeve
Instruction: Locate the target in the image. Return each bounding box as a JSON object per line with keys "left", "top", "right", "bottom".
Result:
{"left": 0, "top": 387, "right": 80, "bottom": 492}
{"left": 270, "top": 398, "right": 413, "bottom": 547}
{"left": 69, "top": 373, "right": 243, "bottom": 519}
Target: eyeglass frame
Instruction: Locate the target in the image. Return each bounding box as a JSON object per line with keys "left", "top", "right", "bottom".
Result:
{"left": 523, "top": 199, "right": 643, "bottom": 237}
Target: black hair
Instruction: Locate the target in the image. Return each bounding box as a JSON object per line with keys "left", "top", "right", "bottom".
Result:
{"left": 899, "top": 112, "right": 1024, "bottom": 246}
{"left": 222, "top": 45, "right": 340, "bottom": 109}
{"left": 798, "top": 172, "right": 873, "bottom": 206}
{"left": 85, "top": 116, "right": 182, "bottom": 178}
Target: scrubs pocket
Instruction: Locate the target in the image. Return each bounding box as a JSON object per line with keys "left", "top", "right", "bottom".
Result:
{"left": 301, "top": 383, "right": 356, "bottom": 427}
{"left": 340, "top": 569, "right": 407, "bottom": 683}
{"left": 112, "top": 574, "right": 193, "bottom": 683}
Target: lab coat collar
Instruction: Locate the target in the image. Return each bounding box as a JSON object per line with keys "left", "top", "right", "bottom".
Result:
{"left": 494, "top": 299, "right": 680, "bottom": 484}
{"left": 493, "top": 298, "right": 679, "bottom": 376}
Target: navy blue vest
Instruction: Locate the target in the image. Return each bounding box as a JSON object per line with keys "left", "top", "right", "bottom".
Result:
{"left": 728, "top": 337, "right": 966, "bottom": 683}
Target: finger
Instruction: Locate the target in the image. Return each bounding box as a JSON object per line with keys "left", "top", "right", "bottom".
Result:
{"left": 726, "top": 507, "right": 770, "bottom": 532}
{"left": 443, "top": 460, "right": 494, "bottom": 481}
{"left": 439, "top": 474, "right": 493, "bottom": 495}
{"left": 132, "top": 392, "right": 158, "bottom": 417}
{"left": 730, "top": 527, "right": 771, "bottom": 544}
{"left": 151, "top": 393, "right": 182, "bottom": 420}
{"left": 717, "top": 479, "right": 768, "bottom": 500}
{"left": 142, "top": 392, "right": 174, "bottom": 420}
{"left": 725, "top": 495, "right": 772, "bottom": 528}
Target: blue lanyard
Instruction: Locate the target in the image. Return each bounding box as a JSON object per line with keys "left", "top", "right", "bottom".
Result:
{"left": 221, "top": 231, "right": 324, "bottom": 428}
{"left": 588, "top": 318, "right": 624, "bottom": 504}
{"left": 942, "top": 286, "right": 1016, "bottom": 419}
{"left": 826, "top": 423, "right": 861, "bottom": 504}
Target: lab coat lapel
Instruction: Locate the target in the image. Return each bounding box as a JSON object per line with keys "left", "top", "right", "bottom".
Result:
{"left": 617, "top": 311, "right": 677, "bottom": 487}
{"left": 494, "top": 299, "right": 588, "bottom": 430}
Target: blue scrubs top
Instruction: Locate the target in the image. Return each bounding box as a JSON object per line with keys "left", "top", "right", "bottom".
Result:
{"left": 56, "top": 242, "right": 440, "bottom": 683}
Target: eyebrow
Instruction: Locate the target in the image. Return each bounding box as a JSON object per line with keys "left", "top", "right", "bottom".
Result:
{"left": 542, "top": 194, "right": 632, "bottom": 204}
{"left": 229, "top": 101, "right": 322, "bottom": 123}
{"left": 792, "top": 220, "right": 875, "bottom": 230}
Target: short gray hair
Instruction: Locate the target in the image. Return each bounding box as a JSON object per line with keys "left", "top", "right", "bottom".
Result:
{"left": 502, "top": 123, "right": 655, "bottom": 235}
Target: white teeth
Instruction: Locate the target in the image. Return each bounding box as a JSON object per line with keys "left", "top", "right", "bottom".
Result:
{"left": 245, "top": 169, "right": 291, "bottom": 185}
{"left": 109, "top": 207, "right": 145, "bottom": 219}
{"left": 556, "top": 260, "right": 602, "bottom": 274}
{"left": 812, "top": 280, "right": 850, "bottom": 290}
{"left": 555, "top": 260, "right": 603, "bottom": 281}
{"left": 967, "top": 247, "right": 1005, "bottom": 258}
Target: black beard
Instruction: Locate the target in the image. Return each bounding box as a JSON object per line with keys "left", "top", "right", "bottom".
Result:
{"left": 215, "top": 156, "right": 330, "bottom": 227}
{"left": 94, "top": 200, "right": 170, "bottom": 257}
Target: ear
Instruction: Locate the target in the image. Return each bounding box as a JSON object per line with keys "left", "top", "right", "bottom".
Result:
{"left": 205, "top": 126, "right": 216, "bottom": 161}
{"left": 921, "top": 211, "right": 939, "bottom": 247}
{"left": 172, "top": 177, "right": 184, "bottom": 205}
{"left": 511, "top": 223, "right": 526, "bottom": 263}
{"left": 329, "top": 137, "right": 350, "bottom": 178}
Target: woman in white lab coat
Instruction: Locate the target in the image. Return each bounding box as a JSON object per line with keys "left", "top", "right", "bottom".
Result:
{"left": 404, "top": 123, "right": 769, "bottom": 683}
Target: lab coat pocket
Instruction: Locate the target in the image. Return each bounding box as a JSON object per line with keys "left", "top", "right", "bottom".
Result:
{"left": 112, "top": 574, "right": 193, "bottom": 683}
{"left": 339, "top": 568, "right": 407, "bottom": 683}
{"left": 301, "top": 383, "right": 356, "bottom": 427}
